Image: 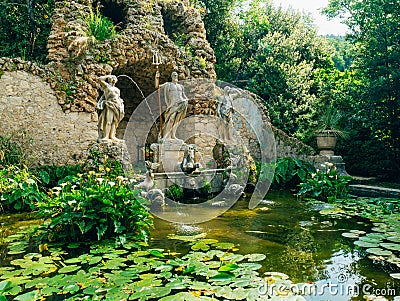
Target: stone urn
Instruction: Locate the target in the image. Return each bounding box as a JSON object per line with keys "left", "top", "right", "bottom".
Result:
{"left": 316, "top": 131, "right": 337, "bottom": 155}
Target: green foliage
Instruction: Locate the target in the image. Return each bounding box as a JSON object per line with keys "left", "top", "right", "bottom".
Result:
{"left": 325, "top": 35, "right": 353, "bottom": 71}
{"left": 0, "top": 166, "right": 45, "bottom": 212}
{"left": 324, "top": 0, "right": 400, "bottom": 177}
{"left": 83, "top": 8, "right": 116, "bottom": 41}
{"left": 33, "top": 164, "right": 82, "bottom": 189}
{"left": 36, "top": 171, "right": 153, "bottom": 243}
{"left": 316, "top": 107, "right": 349, "bottom": 139}
{"left": 298, "top": 163, "right": 351, "bottom": 203}
{"left": 0, "top": 0, "right": 54, "bottom": 63}
{"left": 264, "top": 158, "right": 315, "bottom": 189}
{"left": 166, "top": 184, "right": 184, "bottom": 201}
{"left": 0, "top": 134, "right": 30, "bottom": 168}
{"left": 1, "top": 229, "right": 298, "bottom": 300}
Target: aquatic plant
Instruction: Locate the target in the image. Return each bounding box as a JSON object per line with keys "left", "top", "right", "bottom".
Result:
{"left": 166, "top": 184, "right": 184, "bottom": 201}
{"left": 298, "top": 162, "right": 351, "bottom": 203}
{"left": 0, "top": 229, "right": 305, "bottom": 301}
{"left": 0, "top": 166, "right": 45, "bottom": 213}
{"left": 83, "top": 8, "right": 116, "bottom": 41}
{"left": 36, "top": 171, "right": 153, "bottom": 243}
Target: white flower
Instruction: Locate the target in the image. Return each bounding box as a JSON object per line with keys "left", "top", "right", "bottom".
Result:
{"left": 52, "top": 187, "right": 62, "bottom": 191}
{"left": 68, "top": 200, "right": 77, "bottom": 206}
{"left": 311, "top": 173, "right": 316, "bottom": 178}
{"left": 109, "top": 181, "right": 115, "bottom": 187}
{"left": 26, "top": 178, "right": 35, "bottom": 184}
{"left": 60, "top": 182, "right": 68, "bottom": 188}
{"left": 96, "top": 178, "right": 104, "bottom": 184}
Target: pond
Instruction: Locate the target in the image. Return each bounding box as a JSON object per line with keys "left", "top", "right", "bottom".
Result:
{"left": 0, "top": 191, "right": 399, "bottom": 300}
{"left": 151, "top": 190, "right": 400, "bottom": 300}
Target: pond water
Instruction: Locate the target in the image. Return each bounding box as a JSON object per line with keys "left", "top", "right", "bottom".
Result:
{"left": 151, "top": 190, "right": 400, "bottom": 300}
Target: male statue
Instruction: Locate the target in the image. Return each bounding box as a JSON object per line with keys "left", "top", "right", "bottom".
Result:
{"left": 161, "top": 72, "right": 188, "bottom": 140}
{"left": 96, "top": 75, "right": 125, "bottom": 143}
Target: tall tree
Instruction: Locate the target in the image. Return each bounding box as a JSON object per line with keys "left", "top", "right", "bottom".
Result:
{"left": 324, "top": 0, "right": 400, "bottom": 166}
{"left": 0, "top": 0, "right": 54, "bottom": 62}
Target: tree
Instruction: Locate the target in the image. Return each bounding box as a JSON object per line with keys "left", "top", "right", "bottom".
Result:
{"left": 324, "top": 0, "right": 400, "bottom": 174}
{"left": 0, "top": 0, "right": 55, "bottom": 63}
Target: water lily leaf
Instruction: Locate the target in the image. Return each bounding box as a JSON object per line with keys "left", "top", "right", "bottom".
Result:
{"left": 0, "top": 281, "right": 11, "bottom": 292}
{"left": 8, "top": 285, "right": 22, "bottom": 295}
{"left": 41, "top": 286, "right": 59, "bottom": 296}
{"left": 159, "top": 292, "right": 210, "bottom": 301}
{"left": 238, "top": 262, "right": 262, "bottom": 271}
{"left": 14, "top": 291, "right": 40, "bottom": 301}
{"left": 210, "top": 272, "right": 235, "bottom": 281}
{"left": 168, "top": 233, "right": 207, "bottom": 242}
{"left": 58, "top": 265, "right": 81, "bottom": 274}
{"left": 213, "top": 242, "right": 235, "bottom": 250}
{"left": 222, "top": 253, "right": 245, "bottom": 263}
{"left": 380, "top": 243, "right": 400, "bottom": 251}
{"left": 149, "top": 249, "right": 165, "bottom": 258}
{"left": 67, "top": 242, "right": 81, "bottom": 249}
{"left": 319, "top": 208, "right": 345, "bottom": 215}
{"left": 219, "top": 263, "right": 239, "bottom": 272}
{"left": 264, "top": 272, "right": 290, "bottom": 280}
{"left": 354, "top": 240, "right": 379, "bottom": 248}
{"left": 387, "top": 236, "right": 400, "bottom": 243}
{"left": 191, "top": 242, "right": 210, "bottom": 251}
{"left": 63, "top": 283, "right": 80, "bottom": 294}
{"left": 246, "top": 254, "right": 267, "bottom": 262}
{"left": 366, "top": 248, "right": 393, "bottom": 256}
{"left": 349, "top": 230, "right": 366, "bottom": 235}
{"left": 359, "top": 236, "right": 382, "bottom": 244}
{"left": 341, "top": 232, "right": 359, "bottom": 239}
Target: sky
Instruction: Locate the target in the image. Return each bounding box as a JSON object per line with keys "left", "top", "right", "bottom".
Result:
{"left": 271, "top": 0, "right": 348, "bottom": 36}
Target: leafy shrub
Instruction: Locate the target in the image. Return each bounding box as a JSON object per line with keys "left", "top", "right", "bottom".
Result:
{"left": 84, "top": 8, "right": 116, "bottom": 41}
{"left": 165, "top": 184, "right": 184, "bottom": 201}
{"left": 34, "top": 164, "right": 82, "bottom": 189}
{"left": 0, "top": 166, "right": 45, "bottom": 212}
{"left": 265, "top": 157, "right": 315, "bottom": 189}
{"left": 298, "top": 162, "right": 352, "bottom": 203}
{"left": 37, "top": 172, "right": 153, "bottom": 243}
{"left": 0, "top": 133, "right": 32, "bottom": 168}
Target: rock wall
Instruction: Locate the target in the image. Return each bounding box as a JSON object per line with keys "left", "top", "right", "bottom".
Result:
{"left": 0, "top": 0, "right": 316, "bottom": 167}
{"left": 0, "top": 65, "right": 97, "bottom": 166}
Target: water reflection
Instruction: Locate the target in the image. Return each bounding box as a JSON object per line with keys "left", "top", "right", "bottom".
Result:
{"left": 152, "top": 190, "right": 400, "bottom": 300}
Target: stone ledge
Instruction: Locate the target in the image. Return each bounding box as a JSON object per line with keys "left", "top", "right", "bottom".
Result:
{"left": 350, "top": 184, "right": 400, "bottom": 198}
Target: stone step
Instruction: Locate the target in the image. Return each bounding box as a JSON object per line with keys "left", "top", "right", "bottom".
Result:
{"left": 350, "top": 184, "right": 400, "bottom": 199}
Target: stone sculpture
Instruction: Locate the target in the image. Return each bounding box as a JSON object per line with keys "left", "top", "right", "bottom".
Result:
{"left": 96, "top": 75, "right": 125, "bottom": 143}
{"left": 217, "top": 86, "right": 236, "bottom": 141}
{"left": 161, "top": 72, "right": 188, "bottom": 140}
{"left": 180, "top": 144, "right": 202, "bottom": 174}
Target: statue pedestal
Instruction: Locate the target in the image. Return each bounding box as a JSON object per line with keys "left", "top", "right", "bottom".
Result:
{"left": 86, "top": 140, "right": 131, "bottom": 171}
{"left": 152, "top": 139, "right": 185, "bottom": 173}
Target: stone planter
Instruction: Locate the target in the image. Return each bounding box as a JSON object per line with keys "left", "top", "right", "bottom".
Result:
{"left": 316, "top": 131, "right": 337, "bottom": 155}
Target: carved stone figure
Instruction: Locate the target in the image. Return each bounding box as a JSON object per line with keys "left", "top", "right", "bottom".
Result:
{"left": 217, "top": 86, "right": 237, "bottom": 141}
{"left": 96, "top": 75, "right": 125, "bottom": 143}
{"left": 161, "top": 72, "right": 188, "bottom": 140}
{"left": 180, "top": 144, "right": 201, "bottom": 174}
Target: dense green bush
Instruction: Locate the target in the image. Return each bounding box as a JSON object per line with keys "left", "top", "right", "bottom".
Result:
{"left": 84, "top": 8, "right": 116, "bottom": 41}
{"left": 37, "top": 171, "right": 153, "bottom": 243}
{"left": 0, "top": 0, "right": 54, "bottom": 63}
{"left": 0, "top": 133, "right": 31, "bottom": 168}
{"left": 0, "top": 166, "right": 45, "bottom": 212}
{"left": 165, "top": 184, "right": 184, "bottom": 201}
{"left": 34, "top": 164, "right": 82, "bottom": 189}
{"left": 298, "top": 163, "right": 351, "bottom": 203}
{"left": 258, "top": 157, "right": 315, "bottom": 189}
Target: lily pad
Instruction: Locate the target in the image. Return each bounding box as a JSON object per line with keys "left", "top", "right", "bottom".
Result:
{"left": 245, "top": 253, "right": 267, "bottom": 262}
{"left": 366, "top": 248, "right": 393, "bottom": 256}
{"left": 358, "top": 236, "right": 382, "bottom": 244}
{"left": 341, "top": 232, "right": 360, "bottom": 239}
{"left": 354, "top": 240, "right": 379, "bottom": 248}
{"left": 58, "top": 265, "right": 81, "bottom": 274}
{"left": 365, "top": 232, "right": 387, "bottom": 240}
{"left": 349, "top": 230, "right": 366, "bottom": 235}
{"left": 387, "top": 236, "right": 400, "bottom": 243}
{"left": 380, "top": 243, "right": 400, "bottom": 252}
